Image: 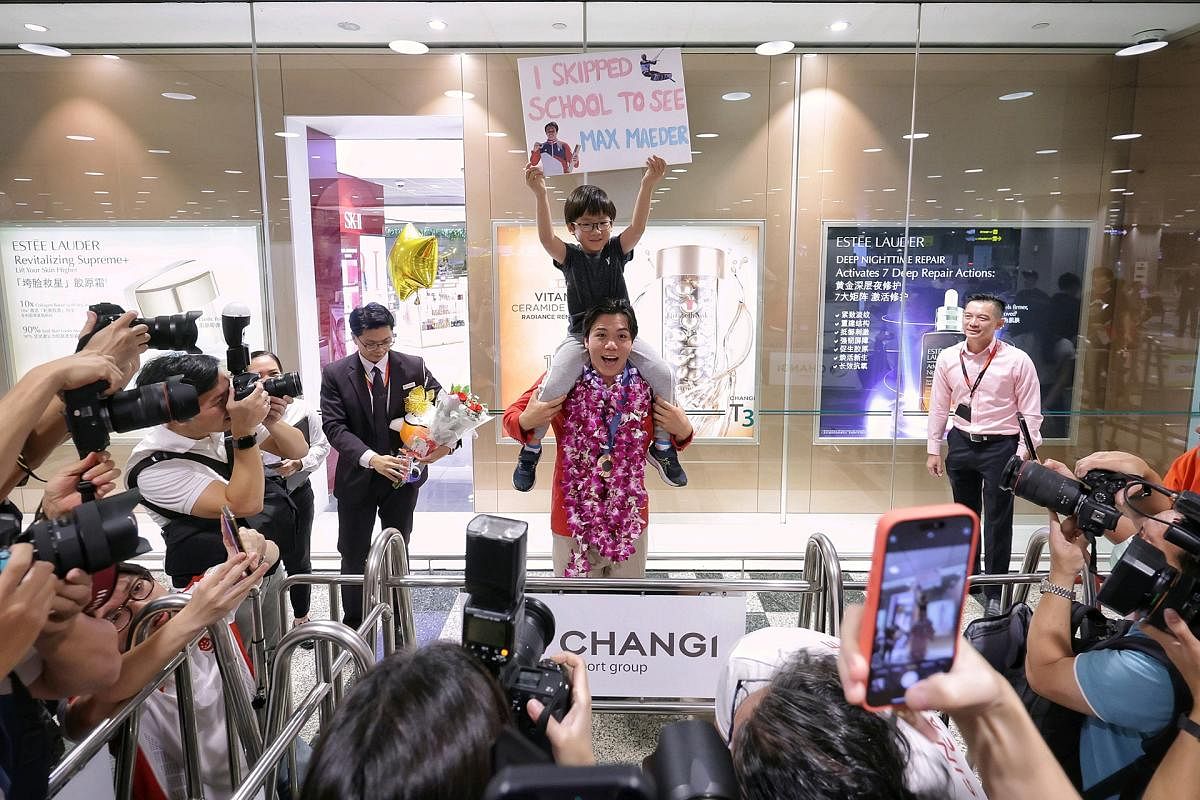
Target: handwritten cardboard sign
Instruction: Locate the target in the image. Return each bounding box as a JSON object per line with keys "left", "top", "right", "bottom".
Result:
{"left": 517, "top": 48, "right": 692, "bottom": 174}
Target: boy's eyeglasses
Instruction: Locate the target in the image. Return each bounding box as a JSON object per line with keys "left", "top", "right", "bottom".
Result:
{"left": 574, "top": 221, "right": 612, "bottom": 233}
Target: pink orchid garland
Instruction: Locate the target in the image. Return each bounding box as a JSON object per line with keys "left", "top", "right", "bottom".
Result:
{"left": 559, "top": 366, "right": 651, "bottom": 577}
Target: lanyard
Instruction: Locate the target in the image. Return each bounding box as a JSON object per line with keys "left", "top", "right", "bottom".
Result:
{"left": 959, "top": 343, "right": 998, "bottom": 402}
{"left": 599, "top": 367, "right": 635, "bottom": 453}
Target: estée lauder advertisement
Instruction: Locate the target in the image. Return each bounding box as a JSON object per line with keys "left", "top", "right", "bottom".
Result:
{"left": 495, "top": 221, "right": 761, "bottom": 441}
{"left": 0, "top": 224, "right": 266, "bottom": 380}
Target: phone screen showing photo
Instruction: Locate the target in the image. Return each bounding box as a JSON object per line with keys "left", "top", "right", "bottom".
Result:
{"left": 866, "top": 516, "right": 974, "bottom": 708}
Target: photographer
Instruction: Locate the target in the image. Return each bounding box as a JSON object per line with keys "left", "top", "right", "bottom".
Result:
{"left": 301, "top": 642, "right": 594, "bottom": 800}
{"left": 836, "top": 605, "right": 1079, "bottom": 799}
{"left": 719, "top": 625, "right": 984, "bottom": 800}
{"left": 68, "top": 531, "right": 274, "bottom": 800}
{"left": 0, "top": 309, "right": 147, "bottom": 500}
{"left": 125, "top": 353, "right": 307, "bottom": 647}
{"left": 1025, "top": 459, "right": 1189, "bottom": 798}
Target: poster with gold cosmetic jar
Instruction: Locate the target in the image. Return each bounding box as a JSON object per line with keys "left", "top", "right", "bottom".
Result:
{"left": 0, "top": 223, "right": 267, "bottom": 381}
{"left": 494, "top": 221, "right": 761, "bottom": 442}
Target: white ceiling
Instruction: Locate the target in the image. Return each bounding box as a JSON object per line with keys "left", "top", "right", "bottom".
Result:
{"left": 1, "top": 2, "right": 1198, "bottom": 48}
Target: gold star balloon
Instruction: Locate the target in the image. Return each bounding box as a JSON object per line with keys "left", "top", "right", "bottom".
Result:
{"left": 388, "top": 222, "right": 438, "bottom": 301}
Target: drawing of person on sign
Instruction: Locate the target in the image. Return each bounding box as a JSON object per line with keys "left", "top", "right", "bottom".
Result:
{"left": 530, "top": 121, "right": 579, "bottom": 175}
{"left": 640, "top": 50, "right": 676, "bottom": 83}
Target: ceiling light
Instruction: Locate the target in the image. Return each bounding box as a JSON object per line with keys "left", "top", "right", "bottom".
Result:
{"left": 1123, "top": 192, "right": 1134, "bottom": 196}
{"left": 1112, "top": 132, "right": 1142, "bottom": 141}
{"left": 1116, "top": 29, "right": 1168, "bottom": 57}
{"left": 311, "top": 155, "right": 321, "bottom": 159}
{"left": 1050, "top": 191, "right": 1062, "bottom": 195}
{"left": 671, "top": 168, "right": 688, "bottom": 173}
{"left": 18, "top": 43, "right": 71, "bottom": 57}
{"left": 13, "top": 177, "right": 32, "bottom": 182}
{"left": 722, "top": 91, "right": 752, "bottom": 101}
{"left": 136, "top": 191, "right": 150, "bottom": 195}
{"left": 828, "top": 20, "right": 850, "bottom": 32}
{"left": 963, "top": 189, "right": 976, "bottom": 193}
{"left": 691, "top": 150, "right": 702, "bottom": 155}
{"left": 802, "top": 53, "right": 818, "bottom": 59}
{"left": 24, "top": 23, "right": 48, "bottom": 32}
{"left": 755, "top": 41, "right": 794, "bottom": 56}
{"left": 148, "top": 148, "right": 170, "bottom": 154}
{"left": 485, "top": 131, "right": 507, "bottom": 138}
{"left": 927, "top": 175, "right": 943, "bottom": 179}
{"left": 964, "top": 168, "right": 983, "bottom": 173}
{"left": 141, "top": 176, "right": 158, "bottom": 180}
{"left": 237, "top": 189, "right": 251, "bottom": 193}
{"left": 101, "top": 54, "right": 120, "bottom": 60}
{"left": 274, "top": 131, "right": 300, "bottom": 138}
{"left": 161, "top": 92, "right": 196, "bottom": 101}
{"left": 817, "top": 168, "right": 833, "bottom": 174}
{"left": 84, "top": 171, "right": 104, "bottom": 176}
{"left": 882, "top": 187, "right": 897, "bottom": 192}
{"left": 445, "top": 90, "right": 474, "bottom": 100}
{"left": 200, "top": 189, "right": 215, "bottom": 193}
{"left": 99, "top": 202, "right": 112, "bottom": 206}
{"left": 998, "top": 91, "right": 1034, "bottom": 101}
{"left": 224, "top": 169, "right": 243, "bottom": 175}
{"left": 1035, "top": 149, "right": 1058, "bottom": 155}
{"left": 696, "top": 132, "right": 719, "bottom": 139}
{"left": 863, "top": 147, "right": 883, "bottom": 153}
{"left": 1111, "top": 168, "right": 1133, "bottom": 174}
{"left": 427, "top": 19, "right": 447, "bottom": 31}
{"left": 997, "top": 187, "right": 1012, "bottom": 192}
{"left": 65, "top": 134, "right": 95, "bottom": 141}
{"left": 337, "top": 21, "right": 360, "bottom": 31}
{"left": 1110, "top": 187, "right": 1126, "bottom": 192}
{"left": 93, "top": 190, "right": 108, "bottom": 195}
{"left": 388, "top": 40, "right": 429, "bottom": 55}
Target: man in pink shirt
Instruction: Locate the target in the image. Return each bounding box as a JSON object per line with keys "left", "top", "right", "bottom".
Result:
{"left": 926, "top": 293, "right": 1042, "bottom": 615}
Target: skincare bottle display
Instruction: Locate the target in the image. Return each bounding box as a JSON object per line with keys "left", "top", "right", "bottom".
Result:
{"left": 919, "top": 289, "right": 965, "bottom": 412}
{"left": 652, "top": 244, "right": 754, "bottom": 437}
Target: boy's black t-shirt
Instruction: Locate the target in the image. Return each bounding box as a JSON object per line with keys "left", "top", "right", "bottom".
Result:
{"left": 555, "top": 236, "right": 632, "bottom": 336}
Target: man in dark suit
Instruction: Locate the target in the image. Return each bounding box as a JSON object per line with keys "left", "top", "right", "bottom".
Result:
{"left": 320, "top": 302, "right": 451, "bottom": 626}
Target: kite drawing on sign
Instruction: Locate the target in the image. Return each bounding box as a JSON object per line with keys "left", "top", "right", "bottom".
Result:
{"left": 529, "top": 121, "right": 579, "bottom": 175}
{"left": 388, "top": 222, "right": 438, "bottom": 302}
{"left": 640, "top": 50, "right": 675, "bottom": 83}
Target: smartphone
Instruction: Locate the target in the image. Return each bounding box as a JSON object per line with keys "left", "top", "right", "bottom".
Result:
{"left": 220, "top": 506, "right": 245, "bottom": 554}
{"left": 859, "top": 503, "right": 979, "bottom": 710}
{"left": 1017, "top": 411, "right": 1039, "bottom": 462}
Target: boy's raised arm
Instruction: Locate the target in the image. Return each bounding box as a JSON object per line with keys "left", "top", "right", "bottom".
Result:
{"left": 526, "top": 164, "right": 567, "bottom": 263}
{"left": 620, "top": 155, "right": 666, "bottom": 254}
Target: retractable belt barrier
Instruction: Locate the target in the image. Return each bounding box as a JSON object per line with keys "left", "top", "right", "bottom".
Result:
{"left": 51, "top": 525, "right": 1088, "bottom": 800}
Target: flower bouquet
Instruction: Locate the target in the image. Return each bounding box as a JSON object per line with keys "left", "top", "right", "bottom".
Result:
{"left": 389, "top": 385, "right": 492, "bottom": 487}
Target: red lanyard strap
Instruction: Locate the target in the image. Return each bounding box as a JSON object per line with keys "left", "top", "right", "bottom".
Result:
{"left": 959, "top": 345, "right": 998, "bottom": 401}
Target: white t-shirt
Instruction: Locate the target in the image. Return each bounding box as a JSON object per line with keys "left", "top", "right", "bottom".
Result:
{"left": 715, "top": 627, "right": 986, "bottom": 800}
{"left": 261, "top": 397, "right": 329, "bottom": 487}
{"left": 128, "top": 424, "right": 268, "bottom": 528}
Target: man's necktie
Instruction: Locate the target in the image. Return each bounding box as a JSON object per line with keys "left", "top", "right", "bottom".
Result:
{"left": 371, "top": 366, "right": 389, "bottom": 451}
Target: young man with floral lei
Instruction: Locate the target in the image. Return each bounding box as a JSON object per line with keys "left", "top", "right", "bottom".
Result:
{"left": 503, "top": 298, "right": 694, "bottom": 577}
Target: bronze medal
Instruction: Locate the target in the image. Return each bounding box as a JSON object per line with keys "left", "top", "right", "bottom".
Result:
{"left": 597, "top": 452, "right": 614, "bottom": 478}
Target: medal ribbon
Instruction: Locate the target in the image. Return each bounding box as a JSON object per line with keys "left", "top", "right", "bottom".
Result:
{"left": 601, "top": 366, "right": 635, "bottom": 455}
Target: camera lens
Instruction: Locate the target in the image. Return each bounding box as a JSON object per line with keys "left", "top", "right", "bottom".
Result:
{"left": 18, "top": 490, "right": 145, "bottom": 578}
{"left": 1001, "top": 456, "right": 1086, "bottom": 517}
{"left": 512, "top": 596, "right": 556, "bottom": 670}
{"left": 139, "top": 311, "right": 202, "bottom": 353}
{"left": 106, "top": 376, "right": 200, "bottom": 434}
{"left": 260, "top": 371, "right": 303, "bottom": 399}
{"left": 1098, "top": 536, "right": 1177, "bottom": 620}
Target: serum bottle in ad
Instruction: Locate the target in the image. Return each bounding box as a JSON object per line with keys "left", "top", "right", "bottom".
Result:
{"left": 920, "top": 289, "right": 966, "bottom": 412}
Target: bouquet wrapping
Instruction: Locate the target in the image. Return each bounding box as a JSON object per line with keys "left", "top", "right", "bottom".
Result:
{"left": 388, "top": 385, "right": 492, "bottom": 486}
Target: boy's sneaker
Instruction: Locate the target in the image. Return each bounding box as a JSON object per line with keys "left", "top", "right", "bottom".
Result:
{"left": 512, "top": 447, "right": 541, "bottom": 492}
{"left": 648, "top": 445, "right": 688, "bottom": 487}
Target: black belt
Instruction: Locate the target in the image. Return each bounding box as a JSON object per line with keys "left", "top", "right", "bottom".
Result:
{"left": 956, "top": 430, "right": 1018, "bottom": 444}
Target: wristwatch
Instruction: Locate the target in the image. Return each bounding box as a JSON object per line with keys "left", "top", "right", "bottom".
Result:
{"left": 232, "top": 433, "right": 258, "bottom": 451}
{"left": 1039, "top": 577, "right": 1075, "bottom": 600}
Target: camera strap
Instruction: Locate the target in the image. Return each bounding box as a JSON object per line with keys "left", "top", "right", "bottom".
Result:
{"left": 126, "top": 450, "right": 233, "bottom": 522}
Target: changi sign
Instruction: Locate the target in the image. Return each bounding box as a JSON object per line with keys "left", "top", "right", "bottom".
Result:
{"left": 816, "top": 222, "right": 1091, "bottom": 442}
{"left": 530, "top": 592, "right": 747, "bottom": 698}
{"left": 517, "top": 47, "right": 692, "bottom": 174}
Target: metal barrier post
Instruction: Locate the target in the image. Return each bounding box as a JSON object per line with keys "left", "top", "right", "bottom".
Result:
{"left": 246, "top": 621, "right": 376, "bottom": 800}
{"left": 365, "top": 527, "right": 414, "bottom": 652}
{"left": 248, "top": 586, "right": 269, "bottom": 727}
{"left": 799, "top": 534, "right": 843, "bottom": 635}
{"left": 1009, "top": 527, "right": 1049, "bottom": 608}
{"left": 388, "top": 533, "right": 415, "bottom": 653}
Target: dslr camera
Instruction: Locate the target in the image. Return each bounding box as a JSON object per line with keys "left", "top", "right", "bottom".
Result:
{"left": 222, "top": 302, "right": 302, "bottom": 400}
{"left": 1003, "top": 454, "right": 1200, "bottom": 633}
{"left": 462, "top": 515, "right": 571, "bottom": 754}
{"left": 64, "top": 375, "right": 201, "bottom": 458}
{"left": 0, "top": 490, "right": 149, "bottom": 578}
{"left": 78, "top": 301, "right": 201, "bottom": 354}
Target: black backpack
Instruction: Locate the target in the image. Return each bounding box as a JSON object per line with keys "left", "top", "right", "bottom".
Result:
{"left": 966, "top": 601, "right": 1191, "bottom": 799}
